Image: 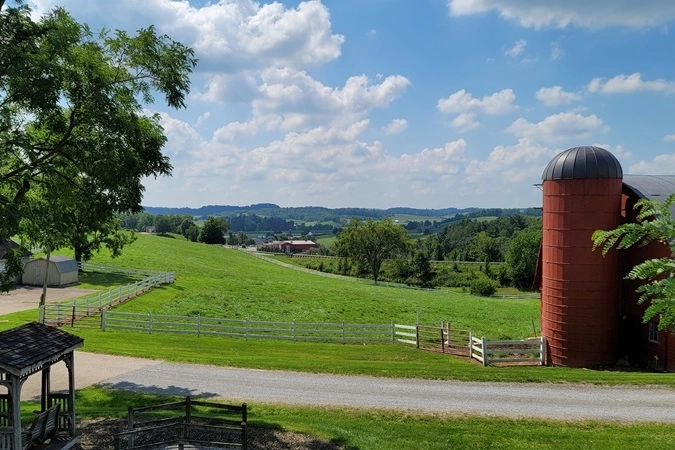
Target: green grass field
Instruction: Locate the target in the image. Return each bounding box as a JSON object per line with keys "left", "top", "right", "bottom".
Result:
{"left": 5, "top": 233, "right": 675, "bottom": 449}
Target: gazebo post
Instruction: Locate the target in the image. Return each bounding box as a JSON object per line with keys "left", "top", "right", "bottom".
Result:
{"left": 9, "top": 375, "right": 21, "bottom": 450}
{"left": 41, "top": 365, "right": 51, "bottom": 411}
{"left": 66, "top": 353, "right": 76, "bottom": 436}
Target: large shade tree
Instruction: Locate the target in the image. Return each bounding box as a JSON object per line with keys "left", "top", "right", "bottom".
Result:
{"left": 0, "top": 4, "right": 197, "bottom": 256}
{"left": 592, "top": 194, "right": 675, "bottom": 330}
{"left": 334, "top": 218, "right": 410, "bottom": 284}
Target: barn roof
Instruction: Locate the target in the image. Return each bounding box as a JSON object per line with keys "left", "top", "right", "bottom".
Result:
{"left": 623, "top": 174, "right": 675, "bottom": 217}
{"left": 0, "top": 322, "right": 84, "bottom": 378}
{"left": 542, "top": 146, "right": 623, "bottom": 181}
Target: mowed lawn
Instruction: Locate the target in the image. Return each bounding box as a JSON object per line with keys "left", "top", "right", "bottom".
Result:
{"left": 81, "top": 233, "right": 539, "bottom": 339}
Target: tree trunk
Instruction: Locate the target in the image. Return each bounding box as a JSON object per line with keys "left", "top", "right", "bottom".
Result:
{"left": 39, "top": 243, "right": 51, "bottom": 309}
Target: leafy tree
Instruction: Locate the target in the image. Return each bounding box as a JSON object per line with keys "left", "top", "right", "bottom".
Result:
{"left": 200, "top": 217, "right": 228, "bottom": 245}
{"left": 592, "top": 194, "right": 675, "bottom": 330}
{"left": 155, "top": 216, "right": 173, "bottom": 235}
{"left": 334, "top": 218, "right": 409, "bottom": 283}
{"left": 0, "top": 246, "right": 23, "bottom": 294}
{"left": 505, "top": 226, "right": 542, "bottom": 290}
{"left": 0, "top": 4, "right": 197, "bottom": 246}
{"left": 185, "top": 224, "right": 200, "bottom": 242}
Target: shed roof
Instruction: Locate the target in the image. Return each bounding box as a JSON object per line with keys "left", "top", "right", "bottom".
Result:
{"left": 623, "top": 174, "right": 675, "bottom": 217}
{"left": 28, "top": 255, "right": 79, "bottom": 274}
{"left": 542, "top": 146, "right": 623, "bottom": 181}
{"left": 0, "top": 322, "right": 84, "bottom": 378}
{"left": 0, "top": 239, "right": 20, "bottom": 260}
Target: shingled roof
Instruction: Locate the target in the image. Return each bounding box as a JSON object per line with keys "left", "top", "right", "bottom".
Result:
{"left": 0, "top": 322, "right": 84, "bottom": 378}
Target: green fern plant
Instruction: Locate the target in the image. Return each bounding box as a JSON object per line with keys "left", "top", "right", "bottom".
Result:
{"left": 592, "top": 193, "right": 675, "bottom": 330}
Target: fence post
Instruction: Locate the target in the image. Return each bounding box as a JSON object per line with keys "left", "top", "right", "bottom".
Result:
{"left": 391, "top": 321, "right": 395, "bottom": 344}
{"left": 481, "top": 337, "right": 488, "bottom": 367}
{"left": 39, "top": 306, "right": 44, "bottom": 324}
{"left": 71, "top": 306, "right": 76, "bottom": 327}
{"left": 342, "top": 322, "right": 346, "bottom": 344}
{"left": 98, "top": 292, "right": 102, "bottom": 308}
{"left": 292, "top": 320, "right": 296, "bottom": 343}
{"left": 148, "top": 312, "right": 153, "bottom": 334}
{"left": 197, "top": 314, "right": 201, "bottom": 338}
{"left": 540, "top": 335, "right": 546, "bottom": 365}
{"left": 245, "top": 318, "right": 249, "bottom": 341}
{"left": 415, "top": 324, "right": 420, "bottom": 349}
{"left": 468, "top": 331, "right": 473, "bottom": 361}
{"left": 101, "top": 309, "right": 106, "bottom": 331}
{"left": 441, "top": 324, "right": 445, "bottom": 354}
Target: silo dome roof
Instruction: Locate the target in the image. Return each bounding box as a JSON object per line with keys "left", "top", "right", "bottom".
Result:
{"left": 542, "top": 146, "right": 623, "bottom": 181}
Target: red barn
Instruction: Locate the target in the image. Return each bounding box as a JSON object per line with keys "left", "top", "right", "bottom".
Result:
{"left": 539, "top": 146, "right": 675, "bottom": 370}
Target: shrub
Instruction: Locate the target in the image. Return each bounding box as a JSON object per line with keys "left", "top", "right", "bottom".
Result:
{"left": 469, "top": 277, "right": 497, "bottom": 297}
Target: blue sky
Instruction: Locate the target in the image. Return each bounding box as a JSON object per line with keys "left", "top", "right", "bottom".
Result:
{"left": 26, "top": 0, "right": 675, "bottom": 209}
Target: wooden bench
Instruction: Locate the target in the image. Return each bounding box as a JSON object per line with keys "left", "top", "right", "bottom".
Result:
{"left": 21, "top": 404, "right": 60, "bottom": 450}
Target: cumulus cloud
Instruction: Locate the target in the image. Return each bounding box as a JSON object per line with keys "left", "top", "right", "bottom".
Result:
{"left": 464, "top": 138, "right": 553, "bottom": 183}
{"left": 32, "top": 0, "right": 344, "bottom": 70}
{"left": 664, "top": 134, "right": 675, "bottom": 142}
{"left": 588, "top": 73, "right": 675, "bottom": 94}
{"left": 505, "top": 39, "right": 527, "bottom": 57}
{"left": 507, "top": 112, "right": 608, "bottom": 142}
{"left": 447, "top": 0, "right": 675, "bottom": 29}
{"left": 383, "top": 119, "right": 408, "bottom": 135}
{"left": 535, "top": 86, "right": 582, "bottom": 106}
{"left": 550, "top": 40, "right": 565, "bottom": 60}
{"left": 438, "top": 88, "right": 516, "bottom": 131}
{"left": 629, "top": 154, "right": 675, "bottom": 175}
{"left": 253, "top": 67, "right": 410, "bottom": 130}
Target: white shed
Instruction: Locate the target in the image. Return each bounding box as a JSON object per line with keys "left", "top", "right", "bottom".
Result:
{"left": 22, "top": 256, "right": 79, "bottom": 287}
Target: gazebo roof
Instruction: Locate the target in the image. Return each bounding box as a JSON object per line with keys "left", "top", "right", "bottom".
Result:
{"left": 0, "top": 322, "right": 84, "bottom": 378}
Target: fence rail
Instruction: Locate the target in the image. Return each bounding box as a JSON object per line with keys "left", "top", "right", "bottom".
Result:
{"left": 470, "top": 335, "right": 545, "bottom": 366}
{"left": 103, "top": 311, "right": 402, "bottom": 344}
{"left": 40, "top": 263, "right": 176, "bottom": 326}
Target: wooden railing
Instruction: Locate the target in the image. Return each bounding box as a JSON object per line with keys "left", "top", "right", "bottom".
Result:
{"left": 102, "top": 311, "right": 398, "bottom": 344}
{"left": 40, "top": 263, "right": 175, "bottom": 326}
{"left": 114, "top": 397, "right": 246, "bottom": 450}
{"left": 470, "top": 335, "right": 545, "bottom": 366}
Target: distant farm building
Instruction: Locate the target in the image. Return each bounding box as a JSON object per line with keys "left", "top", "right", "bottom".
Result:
{"left": 268, "top": 240, "right": 317, "bottom": 253}
{"left": 0, "top": 239, "right": 30, "bottom": 284}
{"left": 538, "top": 146, "right": 675, "bottom": 370}
{"left": 22, "top": 255, "right": 79, "bottom": 287}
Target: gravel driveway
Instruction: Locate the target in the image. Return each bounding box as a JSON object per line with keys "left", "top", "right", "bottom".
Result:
{"left": 31, "top": 352, "right": 675, "bottom": 423}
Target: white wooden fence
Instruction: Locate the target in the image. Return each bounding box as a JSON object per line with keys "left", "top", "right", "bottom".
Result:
{"left": 102, "top": 311, "right": 414, "bottom": 344}
{"left": 470, "top": 334, "right": 545, "bottom": 366}
{"left": 40, "top": 263, "right": 176, "bottom": 326}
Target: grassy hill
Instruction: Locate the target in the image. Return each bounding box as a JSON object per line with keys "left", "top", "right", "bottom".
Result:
{"left": 81, "top": 233, "right": 538, "bottom": 339}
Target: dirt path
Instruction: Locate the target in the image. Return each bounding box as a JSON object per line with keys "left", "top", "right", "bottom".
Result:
{"left": 26, "top": 351, "right": 675, "bottom": 423}
{"left": 0, "top": 286, "right": 99, "bottom": 315}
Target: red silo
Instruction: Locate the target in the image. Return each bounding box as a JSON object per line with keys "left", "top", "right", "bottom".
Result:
{"left": 541, "top": 146, "right": 623, "bottom": 367}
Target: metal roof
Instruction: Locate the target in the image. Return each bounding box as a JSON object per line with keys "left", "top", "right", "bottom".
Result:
{"left": 623, "top": 174, "right": 675, "bottom": 216}
{"left": 27, "top": 255, "right": 79, "bottom": 274}
{"left": 542, "top": 146, "right": 623, "bottom": 181}
{"left": 0, "top": 322, "right": 84, "bottom": 378}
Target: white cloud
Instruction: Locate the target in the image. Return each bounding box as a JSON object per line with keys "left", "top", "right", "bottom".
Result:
{"left": 505, "top": 39, "right": 527, "bottom": 57}
{"left": 507, "top": 112, "right": 608, "bottom": 143}
{"left": 592, "top": 143, "right": 632, "bottom": 160}
{"left": 451, "top": 113, "right": 480, "bottom": 132}
{"left": 550, "top": 40, "right": 565, "bottom": 60}
{"left": 253, "top": 68, "right": 410, "bottom": 130}
{"left": 664, "top": 134, "right": 675, "bottom": 142}
{"left": 465, "top": 138, "right": 554, "bottom": 183}
{"left": 587, "top": 73, "right": 675, "bottom": 94}
{"left": 629, "top": 154, "right": 675, "bottom": 174}
{"left": 32, "top": 0, "right": 344, "bottom": 70}
{"left": 383, "top": 119, "right": 408, "bottom": 135}
{"left": 535, "top": 86, "right": 582, "bottom": 106}
{"left": 447, "top": 0, "right": 675, "bottom": 29}
{"left": 194, "top": 72, "right": 259, "bottom": 103}
{"left": 438, "top": 88, "right": 516, "bottom": 130}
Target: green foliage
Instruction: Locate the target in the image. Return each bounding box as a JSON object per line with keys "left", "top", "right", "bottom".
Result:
{"left": 0, "top": 247, "right": 23, "bottom": 293}
{"left": 199, "top": 217, "right": 228, "bottom": 245}
{"left": 506, "top": 225, "right": 542, "bottom": 290}
{"left": 334, "top": 218, "right": 410, "bottom": 283}
{"left": 0, "top": 4, "right": 196, "bottom": 248}
{"left": 469, "top": 277, "right": 498, "bottom": 297}
{"left": 592, "top": 194, "right": 675, "bottom": 330}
